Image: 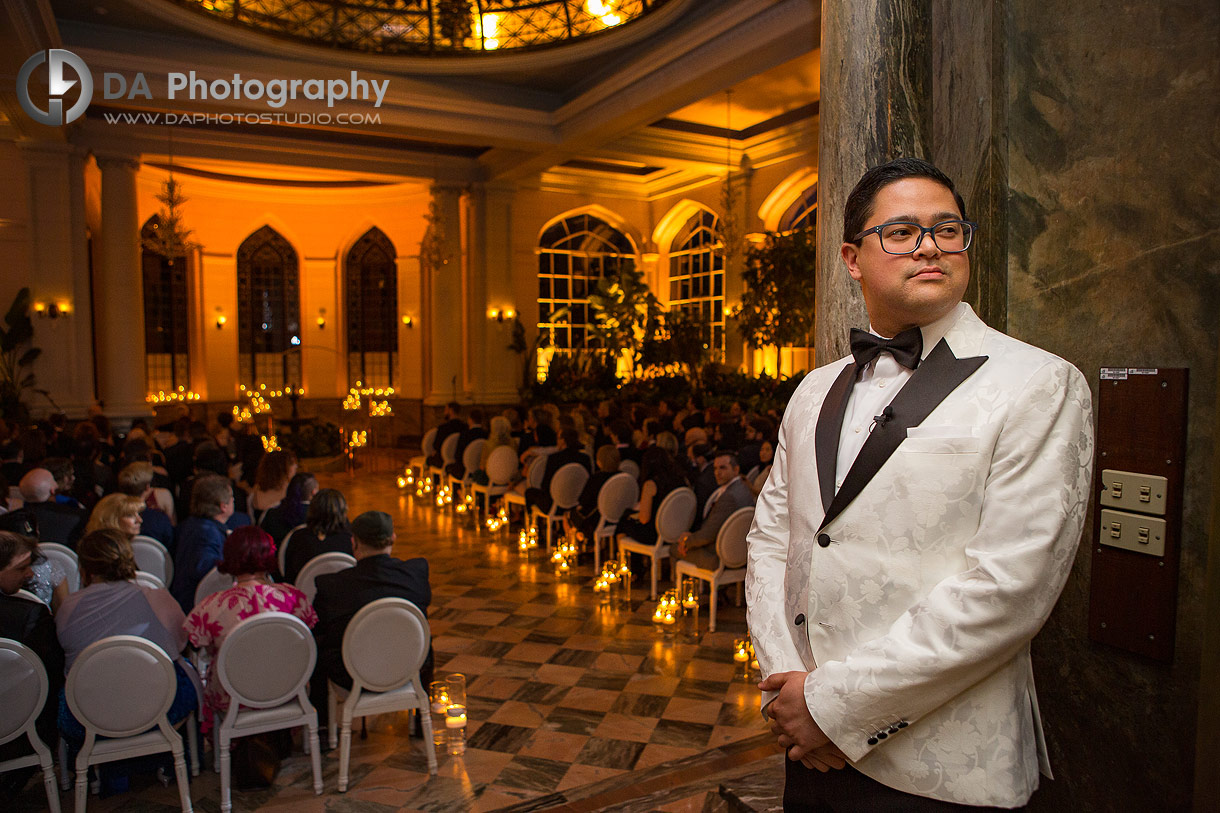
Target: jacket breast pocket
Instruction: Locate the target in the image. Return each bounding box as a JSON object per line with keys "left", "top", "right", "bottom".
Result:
{"left": 900, "top": 427, "right": 980, "bottom": 455}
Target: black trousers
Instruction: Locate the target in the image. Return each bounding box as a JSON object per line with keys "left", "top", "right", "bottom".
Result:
{"left": 784, "top": 759, "right": 1027, "bottom": 812}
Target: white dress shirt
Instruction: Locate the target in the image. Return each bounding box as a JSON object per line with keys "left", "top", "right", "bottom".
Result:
{"left": 834, "top": 305, "right": 964, "bottom": 491}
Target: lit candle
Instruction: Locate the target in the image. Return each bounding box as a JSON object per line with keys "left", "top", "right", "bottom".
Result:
{"left": 663, "top": 613, "right": 675, "bottom": 625}
{"left": 734, "top": 649, "right": 749, "bottom": 663}
{"left": 445, "top": 712, "right": 467, "bottom": 729}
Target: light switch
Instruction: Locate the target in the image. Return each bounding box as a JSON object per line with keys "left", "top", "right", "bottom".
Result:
{"left": 1099, "top": 509, "right": 1166, "bottom": 557}
{"left": 1099, "top": 469, "right": 1168, "bottom": 516}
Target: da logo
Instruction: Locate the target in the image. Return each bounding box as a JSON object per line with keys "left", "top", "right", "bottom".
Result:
{"left": 17, "top": 49, "right": 94, "bottom": 126}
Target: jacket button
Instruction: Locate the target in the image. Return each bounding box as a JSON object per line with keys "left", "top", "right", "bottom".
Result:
{"left": 876, "top": 731, "right": 887, "bottom": 740}
{"left": 794, "top": 614, "right": 805, "bottom": 626}
{"left": 867, "top": 737, "right": 878, "bottom": 746}
{"left": 897, "top": 721, "right": 908, "bottom": 728}
{"left": 817, "top": 533, "right": 831, "bottom": 548}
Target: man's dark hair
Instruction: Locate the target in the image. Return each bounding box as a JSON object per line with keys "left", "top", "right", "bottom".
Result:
{"left": 446, "top": 401, "right": 461, "bottom": 415}
{"left": 607, "top": 419, "right": 632, "bottom": 444}
{"left": 469, "top": 408, "right": 485, "bottom": 425}
{"left": 559, "top": 427, "right": 581, "bottom": 449}
{"left": 843, "top": 157, "right": 968, "bottom": 244}
{"left": 713, "top": 450, "right": 741, "bottom": 470}
{"left": 217, "top": 411, "right": 234, "bottom": 429}
{"left": 193, "top": 441, "right": 228, "bottom": 476}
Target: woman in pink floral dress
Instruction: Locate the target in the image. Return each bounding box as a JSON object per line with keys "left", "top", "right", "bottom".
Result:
{"left": 184, "top": 526, "right": 317, "bottom": 735}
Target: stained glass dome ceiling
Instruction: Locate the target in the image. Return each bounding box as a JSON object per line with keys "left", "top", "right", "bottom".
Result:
{"left": 170, "top": 0, "right": 670, "bottom": 55}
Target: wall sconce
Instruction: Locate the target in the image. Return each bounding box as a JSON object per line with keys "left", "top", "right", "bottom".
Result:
{"left": 316, "top": 308, "right": 326, "bottom": 330}
{"left": 215, "top": 307, "right": 227, "bottom": 329}
{"left": 34, "top": 300, "right": 71, "bottom": 319}
{"left": 487, "top": 307, "right": 516, "bottom": 323}
{"left": 401, "top": 314, "right": 414, "bottom": 329}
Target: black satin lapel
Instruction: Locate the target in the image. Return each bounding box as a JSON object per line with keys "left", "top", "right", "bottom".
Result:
{"left": 817, "top": 340, "right": 988, "bottom": 532}
{"left": 814, "top": 363, "right": 858, "bottom": 514}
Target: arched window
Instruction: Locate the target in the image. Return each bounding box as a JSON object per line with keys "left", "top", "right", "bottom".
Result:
{"left": 780, "top": 183, "right": 817, "bottom": 233}
{"left": 345, "top": 227, "right": 398, "bottom": 388}
{"left": 140, "top": 216, "right": 190, "bottom": 392}
{"left": 537, "top": 213, "right": 635, "bottom": 352}
{"left": 237, "top": 226, "right": 301, "bottom": 389}
{"left": 668, "top": 209, "right": 725, "bottom": 359}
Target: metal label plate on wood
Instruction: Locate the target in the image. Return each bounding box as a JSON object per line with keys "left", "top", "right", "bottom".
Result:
{"left": 1087, "top": 368, "right": 1187, "bottom": 662}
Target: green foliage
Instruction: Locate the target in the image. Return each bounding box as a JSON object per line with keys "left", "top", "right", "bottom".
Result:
{"left": 639, "top": 307, "right": 709, "bottom": 384}
{"left": 587, "top": 264, "right": 661, "bottom": 378}
{"left": 734, "top": 227, "right": 817, "bottom": 348}
{"left": 283, "top": 421, "right": 343, "bottom": 458}
{"left": 529, "top": 350, "right": 620, "bottom": 404}
{"left": 0, "top": 288, "right": 43, "bottom": 422}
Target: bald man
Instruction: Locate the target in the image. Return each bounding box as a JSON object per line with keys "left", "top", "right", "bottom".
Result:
{"left": 18, "top": 468, "right": 85, "bottom": 549}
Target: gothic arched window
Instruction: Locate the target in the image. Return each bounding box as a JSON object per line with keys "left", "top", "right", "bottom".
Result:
{"left": 237, "top": 226, "right": 301, "bottom": 389}
{"left": 537, "top": 213, "right": 636, "bottom": 352}
{"left": 345, "top": 227, "right": 398, "bottom": 388}
{"left": 668, "top": 209, "right": 725, "bottom": 359}
{"left": 141, "top": 216, "right": 190, "bottom": 392}
{"left": 780, "top": 183, "right": 817, "bottom": 233}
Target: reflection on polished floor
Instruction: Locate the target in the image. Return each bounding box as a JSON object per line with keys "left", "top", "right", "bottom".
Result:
{"left": 13, "top": 461, "right": 778, "bottom": 812}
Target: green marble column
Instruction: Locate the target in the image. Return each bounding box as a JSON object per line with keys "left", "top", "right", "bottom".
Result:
{"left": 815, "top": 0, "right": 933, "bottom": 362}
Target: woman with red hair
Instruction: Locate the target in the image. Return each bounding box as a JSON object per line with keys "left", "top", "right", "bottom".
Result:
{"left": 183, "top": 525, "right": 316, "bottom": 735}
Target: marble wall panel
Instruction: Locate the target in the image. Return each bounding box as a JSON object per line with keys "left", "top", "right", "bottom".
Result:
{"left": 1005, "top": 1, "right": 1220, "bottom": 810}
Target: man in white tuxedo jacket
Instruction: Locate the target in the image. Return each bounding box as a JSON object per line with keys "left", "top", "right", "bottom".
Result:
{"left": 746, "top": 158, "right": 1093, "bottom": 810}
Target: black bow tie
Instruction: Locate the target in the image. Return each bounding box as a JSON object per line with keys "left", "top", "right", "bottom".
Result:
{"left": 850, "top": 326, "right": 923, "bottom": 371}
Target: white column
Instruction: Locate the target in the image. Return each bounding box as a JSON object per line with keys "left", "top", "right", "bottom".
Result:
{"left": 94, "top": 153, "right": 152, "bottom": 418}
{"left": 17, "top": 142, "right": 95, "bottom": 417}
{"left": 424, "top": 183, "right": 464, "bottom": 405}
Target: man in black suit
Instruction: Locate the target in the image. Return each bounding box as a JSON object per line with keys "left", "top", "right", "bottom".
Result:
{"left": 309, "top": 511, "right": 432, "bottom": 729}
{"left": 445, "top": 408, "right": 488, "bottom": 480}
{"left": 18, "top": 468, "right": 85, "bottom": 548}
{"left": 425, "top": 402, "right": 465, "bottom": 469}
{"left": 674, "top": 451, "right": 755, "bottom": 570}
{"left": 0, "top": 533, "right": 64, "bottom": 796}
{"left": 524, "top": 427, "right": 591, "bottom": 514}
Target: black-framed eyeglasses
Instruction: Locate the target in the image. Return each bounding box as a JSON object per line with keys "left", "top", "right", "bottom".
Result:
{"left": 853, "top": 219, "right": 978, "bottom": 255}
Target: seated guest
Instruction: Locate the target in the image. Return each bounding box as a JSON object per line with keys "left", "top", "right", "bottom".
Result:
{"left": 524, "top": 427, "right": 592, "bottom": 515}
{"left": 115, "top": 462, "right": 175, "bottom": 547}
{"left": 0, "top": 532, "right": 64, "bottom": 791}
{"left": 184, "top": 527, "right": 316, "bottom": 738}
{"left": 179, "top": 441, "right": 249, "bottom": 520}
{"left": 118, "top": 439, "right": 175, "bottom": 517}
{"left": 68, "top": 428, "right": 112, "bottom": 511}
{"left": 282, "top": 489, "right": 353, "bottom": 585}
{"left": 686, "top": 442, "right": 718, "bottom": 524}
{"left": 85, "top": 493, "right": 146, "bottom": 542}
{"left": 674, "top": 451, "right": 755, "bottom": 570}
{"left": 517, "top": 407, "right": 558, "bottom": 463}
{"left": 606, "top": 419, "right": 642, "bottom": 465}
{"left": 279, "top": 472, "right": 319, "bottom": 531}
{"left": 42, "top": 457, "right": 84, "bottom": 510}
{"left": 18, "top": 468, "right": 85, "bottom": 548}
{"left": 309, "top": 511, "right": 431, "bottom": 727}
{"left": 171, "top": 474, "right": 235, "bottom": 612}
{"left": 425, "top": 402, "right": 464, "bottom": 469}
{"left": 737, "top": 418, "right": 773, "bottom": 479}
{"left": 445, "top": 409, "right": 488, "bottom": 480}
{"left": 469, "top": 416, "right": 518, "bottom": 487}
{"left": 55, "top": 530, "right": 196, "bottom": 755}
{"left": 615, "top": 447, "right": 690, "bottom": 547}
{"left": 564, "top": 445, "right": 622, "bottom": 544}
{"left": 249, "top": 450, "right": 297, "bottom": 529}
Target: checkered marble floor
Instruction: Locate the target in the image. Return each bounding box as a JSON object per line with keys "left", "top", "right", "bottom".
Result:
{"left": 9, "top": 460, "right": 777, "bottom": 812}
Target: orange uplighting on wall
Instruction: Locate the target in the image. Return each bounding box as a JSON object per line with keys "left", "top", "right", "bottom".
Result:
{"left": 316, "top": 308, "right": 327, "bottom": 329}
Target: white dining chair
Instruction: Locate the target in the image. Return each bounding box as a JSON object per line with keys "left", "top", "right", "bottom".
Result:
{"left": 214, "top": 613, "right": 323, "bottom": 812}
{"left": 617, "top": 486, "right": 697, "bottom": 600}
{"left": 65, "top": 635, "right": 193, "bottom": 813}
{"left": 591, "top": 472, "right": 640, "bottom": 571}
{"left": 0, "top": 638, "right": 61, "bottom": 813}
{"left": 295, "top": 552, "right": 356, "bottom": 603}
{"left": 328, "top": 598, "right": 436, "bottom": 790}
{"left": 528, "top": 462, "right": 590, "bottom": 552}
{"left": 675, "top": 506, "right": 754, "bottom": 632}
{"left": 131, "top": 535, "right": 173, "bottom": 586}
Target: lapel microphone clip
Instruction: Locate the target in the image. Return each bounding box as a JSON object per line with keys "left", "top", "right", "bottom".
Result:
{"left": 870, "top": 406, "right": 895, "bottom": 434}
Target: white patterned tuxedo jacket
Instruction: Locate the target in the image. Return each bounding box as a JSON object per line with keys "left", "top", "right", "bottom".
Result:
{"left": 746, "top": 303, "right": 1094, "bottom": 808}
